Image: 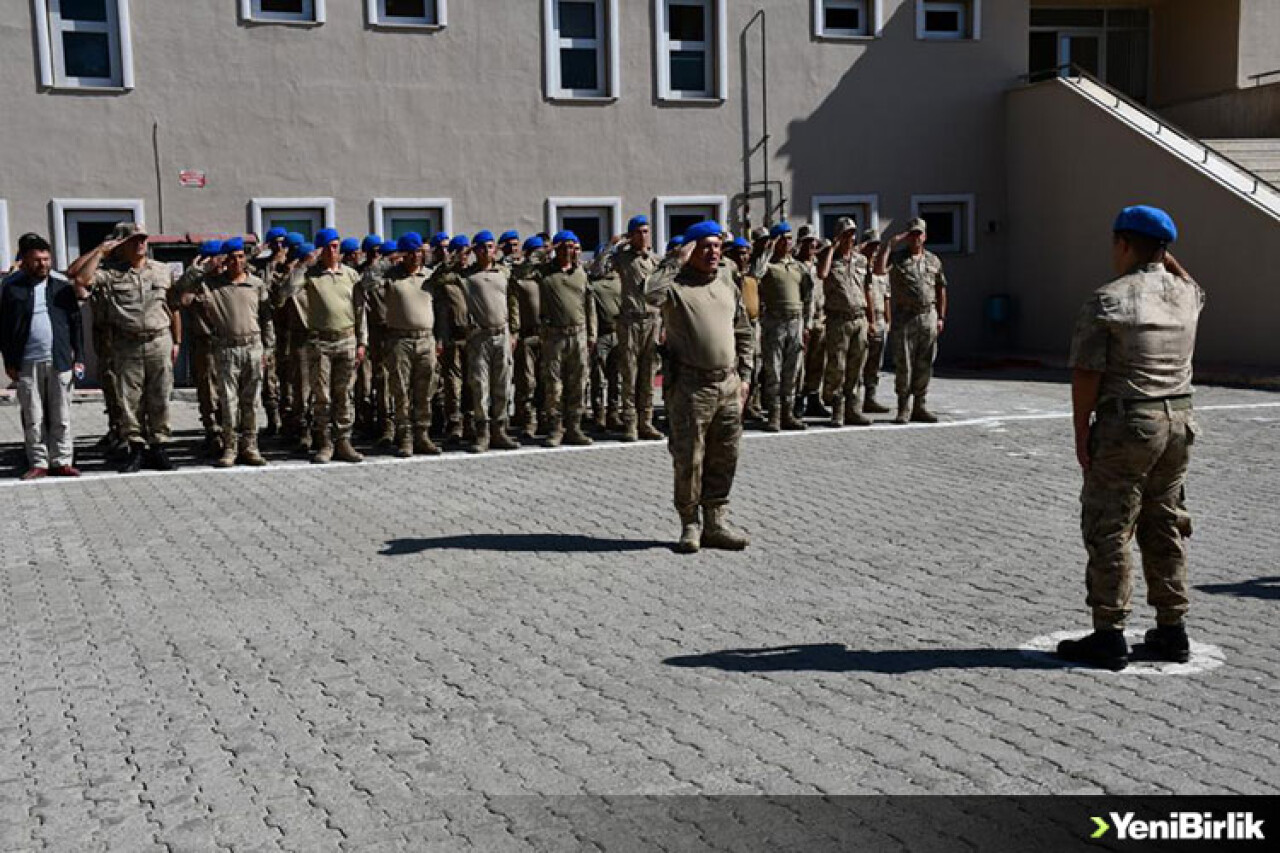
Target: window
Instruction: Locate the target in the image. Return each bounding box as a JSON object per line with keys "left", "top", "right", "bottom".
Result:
{"left": 910, "top": 194, "right": 975, "bottom": 255}
{"left": 656, "top": 0, "right": 727, "bottom": 101}
{"left": 250, "top": 198, "right": 336, "bottom": 243}
{"left": 367, "top": 0, "right": 445, "bottom": 28}
{"left": 372, "top": 199, "right": 453, "bottom": 241}
{"left": 34, "top": 0, "right": 133, "bottom": 90}
{"left": 811, "top": 195, "right": 879, "bottom": 241}
{"left": 544, "top": 0, "right": 619, "bottom": 99}
{"left": 241, "top": 0, "right": 326, "bottom": 24}
{"left": 814, "top": 0, "right": 879, "bottom": 39}
{"left": 547, "top": 197, "right": 622, "bottom": 259}
{"left": 50, "top": 198, "right": 145, "bottom": 268}
{"left": 655, "top": 195, "right": 728, "bottom": 247}
{"left": 916, "top": 0, "right": 980, "bottom": 41}
{"left": 0, "top": 201, "right": 10, "bottom": 272}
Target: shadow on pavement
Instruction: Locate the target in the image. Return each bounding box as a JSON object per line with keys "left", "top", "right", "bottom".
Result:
{"left": 664, "top": 643, "right": 1068, "bottom": 674}
{"left": 1196, "top": 576, "right": 1280, "bottom": 601}
{"left": 380, "top": 534, "right": 670, "bottom": 555}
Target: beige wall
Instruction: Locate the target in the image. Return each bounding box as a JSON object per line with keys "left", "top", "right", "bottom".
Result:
{"left": 1006, "top": 78, "right": 1280, "bottom": 371}
{"left": 1238, "top": 0, "right": 1280, "bottom": 87}
{"left": 1159, "top": 82, "right": 1280, "bottom": 138}
{"left": 1151, "top": 0, "right": 1240, "bottom": 105}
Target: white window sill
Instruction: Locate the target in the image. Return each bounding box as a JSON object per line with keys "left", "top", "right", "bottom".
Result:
{"left": 814, "top": 33, "right": 878, "bottom": 42}
{"left": 548, "top": 94, "right": 618, "bottom": 104}
{"left": 658, "top": 95, "right": 725, "bottom": 105}
{"left": 242, "top": 17, "right": 324, "bottom": 27}
{"left": 44, "top": 84, "right": 132, "bottom": 94}
{"left": 369, "top": 22, "right": 446, "bottom": 31}
{"left": 917, "top": 34, "right": 980, "bottom": 42}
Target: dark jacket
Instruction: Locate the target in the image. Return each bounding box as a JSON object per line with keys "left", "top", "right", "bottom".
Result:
{"left": 0, "top": 270, "right": 84, "bottom": 373}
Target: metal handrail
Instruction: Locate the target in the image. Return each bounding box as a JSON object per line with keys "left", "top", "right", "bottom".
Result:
{"left": 1248, "top": 69, "right": 1280, "bottom": 86}
{"left": 1018, "top": 63, "right": 1280, "bottom": 200}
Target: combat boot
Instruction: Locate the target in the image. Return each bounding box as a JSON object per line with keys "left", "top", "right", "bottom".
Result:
{"left": 202, "top": 431, "right": 222, "bottom": 459}
{"left": 893, "top": 398, "right": 911, "bottom": 425}
{"left": 294, "top": 430, "right": 313, "bottom": 457}
{"left": 620, "top": 414, "right": 639, "bottom": 442}
{"left": 311, "top": 434, "right": 334, "bottom": 464}
{"left": 781, "top": 409, "right": 807, "bottom": 431}
{"left": 396, "top": 428, "right": 414, "bottom": 458}
{"left": 1056, "top": 629, "right": 1128, "bottom": 671}
{"left": 445, "top": 419, "right": 464, "bottom": 444}
{"left": 544, "top": 416, "right": 564, "bottom": 448}
{"left": 264, "top": 409, "right": 280, "bottom": 437}
{"left": 564, "top": 416, "right": 594, "bottom": 446}
{"left": 150, "top": 445, "right": 175, "bottom": 471}
{"left": 333, "top": 438, "right": 364, "bottom": 463}
{"left": 911, "top": 399, "right": 939, "bottom": 424}
{"left": 605, "top": 409, "right": 623, "bottom": 433}
{"left": 119, "top": 443, "right": 145, "bottom": 474}
{"left": 764, "top": 409, "right": 781, "bottom": 433}
{"left": 469, "top": 421, "right": 490, "bottom": 454}
{"left": 805, "top": 392, "right": 830, "bottom": 418}
{"left": 376, "top": 418, "right": 396, "bottom": 447}
{"left": 491, "top": 421, "right": 518, "bottom": 451}
{"left": 638, "top": 410, "right": 664, "bottom": 441}
{"left": 863, "top": 393, "right": 891, "bottom": 414}
{"left": 413, "top": 429, "right": 442, "bottom": 456}
{"left": 675, "top": 510, "right": 701, "bottom": 554}
{"left": 591, "top": 408, "right": 607, "bottom": 432}
{"left": 701, "top": 506, "right": 750, "bottom": 550}
{"left": 828, "top": 395, "right": 845, "bottom": 428}
{"left": 462, "top": 415, "right": 477, "bottom": 445}
{"left": 215, "top": 444, "right": 237, "bottom": 469}
{"left": 844, "top": 400, "right": 872, "bottom": 427}
{"left": 1143, "top": 623, "right": 1191, "bottom": 663}
{"left": 239, "top": 438, "right": 267, "bottom": 467}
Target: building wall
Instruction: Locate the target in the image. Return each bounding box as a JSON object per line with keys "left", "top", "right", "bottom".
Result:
{"left": 1159, "top": 82, "right": 1280, "bottom": 138}
{"left": 1006, "top": 78, "right": 1280, "bottom": 371}
{"left": 0, "top": 0, "right": 1028, "bottom": 363}
{"left": 1237, "top": 0, "right": 1280, "bottom": 87}
{"left": 1150, "top": 0, "right": 1240, "bottom": 106}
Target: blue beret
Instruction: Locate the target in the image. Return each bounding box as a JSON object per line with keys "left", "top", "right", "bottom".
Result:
{"left": 499, "top": 230, "right": 519, "bottom": 243}
{"left": 292, "top": 242, "right": 315, "bottom": 259}
{"left": 552, "top": 230, "right": 579, "bottom": 245}
{"left": 380, "top": 240, "right": 398, "bottom": 255}
{"left": 431, "top": 231, "right": 450, "bottom": 248}
{"left": 683, "top": 221, "right": 724, "bottom": 243}
{"left": 264, "top": 227, "right": 288, "bottom": 242}
{"left": 473, "top": 230, "right": 496, "bottom": 244}
{"left": 732, "top": 237, "right": 751, "bottom": 250}
{"left": 397, "top": 232, "right": 424, "bottom": 252}
{"left": 666, "top": 236, "right": 685, "bottom": 252}
{"left": 523, "top": 236, "right": 545, "bottom": 252}
{"left": 449, "top": 235, "right": 470, "bottom": 251}
{"left": 627, "top": 215, "right": 649, "bottom": 233}
{"left": 198, "top": 240, "right": 223, "bottom": 257}
{"left": 1113, "top": 205, "right": 1177, "bottom": 243}
{"left": 315, "top": 227, "right": 340, "bottom": 246}
{"left": 221, "top": 237, "right": 245, "bottom": 255}
{"left": 284, "top": 232, "right": 305, "bottom": 248}
{"left": 340, "top": 238, "right": 361, "bottom": 254}
{"left": 361, "top": 234, "right": 383, "bottom": 253}
{"left": 770, "top": 221, "right": 792, "bottom": 238}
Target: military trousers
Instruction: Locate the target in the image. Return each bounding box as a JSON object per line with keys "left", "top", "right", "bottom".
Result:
{"left": 822, "top": 315, "right": 869, "bottom": 405}
{"left": 513, "top": 335, "right": 541, "bottom": 425}
{"left": 1081, "top": 404, "right": 1196, "bottom": 631}
{"left": 616, "top": 316, "right": 659, "bottom": 420}
{"left": 466, "top": 330, "right": 512, "bottom": 424}
{"left": 115, "top": 330, "right": 174, "bottom": 447}
{"left": 591, "top": 330, "right": 621, "bottom": 418}
{"left": 308, "top": 335, "right": 357, "bottom": 441}
{"left": 666, "top": 369, "right": 743, "bottom": 520}
{"left": 261, "top": 348, "right": 279, "bottom": 419}
{"left": 91, "top": 319, "right": 124, "bottom": 438}
{"left": 216, "top": 342, "right": 263, "bottom": 445}
{"left": 273, "top": 310, "right": 295, "bottom": 420}
{"left": 760, "top": 316, "right": 804, "bottom": 414}
{"left": 389, "top": 333, "right": 438, "bottom": 434}
{"left": 541, "top": 327, "right": 589, "bottom": 425}
{"left": 190, "top": 333, "right": 221, "bottom": 436}
{"left": 803, "top": 320, "right": 826, "bottom": 396}
{"left": 284, "top": 326, "right": 312, "bottom": 435}
{"left": 441, "top": 339, "right": 468, "bottom": 427}
{"left": 891, "top": 309, "right": 938, "bottom": 403}
{"left": 864, "top": 324, "right": 887, "bottom": 397}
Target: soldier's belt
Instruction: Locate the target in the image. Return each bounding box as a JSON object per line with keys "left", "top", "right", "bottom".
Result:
{"left": 676, "top": 362, "right": 737, "bottom": 383}
{"left": 115, "top": 327, "right": 170, "bottom": 342}
{"left": 1107, "top": 395, "right": 1193, "bottom": 415}
{"left": 214, "top": 333, "right": 262, "bottom": 348}
{"left": 827, "top": 309, "right": 867, "bottom": 321}
{"left": 762, "top": 310, "right": 804, "bottom": 322}
{"left": 618, "top": 312, "right": 657, "bottom": 323}
{"left": 310, "top": 327, "right": 355, "bottom": 342}
{"left": 387, "top": 328, "right": 435, "bottom": 340}
{"left": 472, "top": 325, "right": 508, "bottom": 337}
{"left": 541, "top": 323, "right": 585, "bottom": 335}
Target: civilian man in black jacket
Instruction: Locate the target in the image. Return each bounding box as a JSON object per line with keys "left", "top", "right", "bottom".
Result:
{"left": 0, "top": 234, "right": 85, "bottom": 479}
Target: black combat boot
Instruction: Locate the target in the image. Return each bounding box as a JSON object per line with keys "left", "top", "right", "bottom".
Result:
{"left": 119, "top": 443, "right": 145, "bottom": 474}
{"left": 1143, "top": 624, "right": 1191, "bottom": 663}
{"left": 805, "top": 392, "right": 830, "bottom": 418}
{"left": 149, "top": 445, "right": 175, "bottom": 472}
{"left": 1056, "top": 629, "right": 1129, "bottom": 671}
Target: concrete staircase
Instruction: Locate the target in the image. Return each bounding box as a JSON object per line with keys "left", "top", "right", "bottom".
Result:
{"left": 1205, "top": 139, "right": 1280, "bottom": 188}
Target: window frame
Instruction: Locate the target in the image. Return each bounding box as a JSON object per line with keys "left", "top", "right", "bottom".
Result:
{"left": 371, "top": 198, "right": 454, "bottom": 241}
{"left": 813, "top": 0, "right": 881, "bottom": 40}
{"left": 810, "top": 194, "right": 880, "bottom": 242}
{"left": 655, "top": 0, "right": 728, "bottom": 103}
{"left": 250, "top": 197, "right": 336, "bottom": 243}
{"left": 546, "top": 196, "right": 623, "bottom": 259}
{"left": 366, "top": 0, "right": 446, "bottom": 30}
{"left": 0, "top": 201, "right": 11, "bottom": 272}
{"left": 654, "top": 195, "right": 728, "bottom": 248}
{"left": 34, "top": 0, "right": 134, "bottom": 91}
{"left": 50, "top": 197, "right": 146, "bottom": 269}
{"left": 543, "top": 0, "right": 619, "bottom": 101}
{"left": 910, "top": 193, "right": 976, "bottom": 255}
{"left": 916, "top": 0, "right": 981, "bottom": 41}
{"left": 240, "top": 0, "right": 327, "bottom": 25}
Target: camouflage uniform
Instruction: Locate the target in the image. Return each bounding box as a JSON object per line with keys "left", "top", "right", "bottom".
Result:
{"left": 249, "top": 252, "right": 282, "bottom": 433}
{"left": 356, "top": 259, "right": 394, "bottom": 442}
{"left": 274, "top": 263, "right": 314, "bottom": 448}
{"left": 534, "top": 259, "right": 597, "bottom": 445}
{"left": 863, "top": 268, "right": 891, "bottom": 411}
{"left": 612, "top": 242, "right": 663, "bottom": 440}
{"left": 508, "top": 255, "right": 543, "bottom": 437}
{"left": 820, "top": 251, "right": 872, "bottom": 425}
{"left": 461, "top": 263, "right": 516, "bottom": 451}
{"left": 176, "top": 265, "right": 222, "bottom": 451}
{"left": 750, "top": 253, "right": 814, "bottom": 430}
{"left": 800, "top": 256, "right": 826, "bottom": 408}
{"left": 381, "top": 261, "right": 441, "bottom": 456}
{"left": 431, "top": 261, "right": 473, "bottom": 441}
{"left": 88, "top": 288, "right": 125, "bottom": 448}
{"left": 887, "top": 248, "right": 947, "bottom": 419}
{"left": 1069, "top": 263, "right": 1204, "bottom": 631}
{"left": 589, "top": 266, "right": 624, "bottom": 430}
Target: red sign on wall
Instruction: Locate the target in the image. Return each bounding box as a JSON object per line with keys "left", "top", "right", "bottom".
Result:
{"left": 179, "top": 170, "right": 207, "bottom": 189}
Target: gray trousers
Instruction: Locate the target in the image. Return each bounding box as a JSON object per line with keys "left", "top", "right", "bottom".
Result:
{"left": 18, "top": 360, "right": 74, "bottom": 468}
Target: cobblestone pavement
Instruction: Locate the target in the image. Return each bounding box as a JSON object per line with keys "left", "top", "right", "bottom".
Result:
{"left": 2, "top": 374, "right": 1279, "bottom": 851}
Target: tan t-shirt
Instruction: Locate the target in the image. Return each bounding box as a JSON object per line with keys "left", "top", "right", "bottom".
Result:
{"left": 615, "top": 243, "right": 661, "bottom": 318}
{"left": 462, "top": 264, "right": 512, "bottom": 332}
{"left": 197, "top": 272, "right": 274, "bottom": 346}
{"left": 645, "top": 260, "right": 753, "bottom": 377}
{"left": 536, "top": 261, "right": 596, "bottom": 338}
{"left": 383, "top": 265, "right": 438, "bottom": 333}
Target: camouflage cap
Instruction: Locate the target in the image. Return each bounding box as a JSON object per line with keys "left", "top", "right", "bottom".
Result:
{"left": 796, "top": 224, "right": 816, "bottom": 242}
{"left": 862, "top": 227, "right": 882, "bottom": 243}
{"left": 906, "top": 217, "right": 928, "bottom": 234}
{"left": 108, "top": 221, "right": 149, "bottom": 242}
{"left": 750, "top": 226, "right": 769, "bottom": 241}
{"left": 835, "top": 216, "right": 858, "bottom": 237}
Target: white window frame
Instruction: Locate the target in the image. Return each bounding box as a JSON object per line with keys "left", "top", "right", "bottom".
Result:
{"left": 371, "top": 198, "right": 454, "bottom": 240}
{"left": 50, "top": 198, "right": 146, "bottom": 269}
{"left": 250, "top": 198, "right": 336, "bottom": 242}
{"left": 910, "top": 193, "right": 976, "bottom": 255}
{"left": 916, "top": 0, "right": 981, "bottom": 41}
{"left": 810, "top": 194, "right": 880, "bottom": 241}
{"left": 33, "top": 0, "right": 134, "bottom": 90}
{"left": 0, "top": 201, "right": 11, "bottom": 272}
{"left": 546, "top": 197, "right": 623, "bottom": 258}
{"left": 813, "top": 0, "right": 882, "bottom": 40}
{"left": 654, "top": 195, "right": 728, "bottom": 248}
{"left": 366, "top": 0, "right": 445, "bottom": 29}
{"left": 544, "top": 0, "right": 620, "bottom": 101}
{"left": 240, "top": 0, "right": 326, "bottom": 25}
{"left": 655, "top": 0, "right": 727, "bottom": 102}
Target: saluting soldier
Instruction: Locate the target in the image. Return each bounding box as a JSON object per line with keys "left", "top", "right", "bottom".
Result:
{"left": 177, "top": 240, "right": 226, "bottom": 457}
{"left": 283, "top": 228, "right": 367, "bottom": 464}
{"left": 860, "top": 229, "right": 892, "bottom": 414}
{"left": 508, "top": 236, "right": 545, "bottom": 440}
{"left": 610, "top": 215, "right": 664, "bottom": 442}
{"left": 432, "top": 234, "right": 475, "bottom": 445}
{"left": 179, "top": 238, "right": 275, "bottom": 468}
{"left": 276, "top": 236, "right": 315, "bottom": 452}
{"left": 795, "top": 225, "right": 829, "bottom": 420}
{"left": 645, "top": 221, "right": 753, "bottom": 554}
{"left": 588, "top": 241, "right": 625, "bottom": 432}
{"left": 750, "top": 222, "right": 814, "bottom": 432}
{"left": 380, "top": 232, "right": 442, "bottom": 458}
{"left": 534, "top": 231, "right": 597, "bottom": 447}
{"left": 873, "top": 218, "right": 948, "bottom": 424}
{"left": 69, "top": 222, "right": 183, "bottom": 473}
{"left": 1056, "top": 206, "right": 1204, "bottom": 671}
{"left": 815, "top": 217, "right": 873, "bottom": 427}
{"left": 460, "top": 231, "right": 518, "bottom": 453}
{"left": 251, "top": 227, "right": 289, "bottom": 437}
